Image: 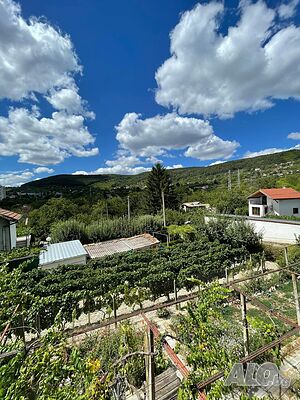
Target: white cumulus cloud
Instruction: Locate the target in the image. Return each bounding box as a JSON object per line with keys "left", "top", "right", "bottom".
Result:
{"left": 0, "top": 0, "right": 98, "bottom": 166}
{"left": 0, "top": 170, "right": 34, "bottom": 187}
{"left": 244, "top": 145, "right": 300, "bottom": 158}
{"left": 0, "top": 107, "right": 98, "bottom": 165}
{"left": 155, "top": 1, "right": 300, "bottom": 118}
{"left": 0, "top": 0, "right": 79, "bottom": 101}
{"left": 115, "top": 112, "right": 239, "bottom": 160}
{"left": 288, "top": 132, "right": 300, "bottom": 139}
{"left": 34, "top": 167, "right": 55, "bottom": 174}
{"left": 278, "top": 0, "right": 299, "bottom": 19}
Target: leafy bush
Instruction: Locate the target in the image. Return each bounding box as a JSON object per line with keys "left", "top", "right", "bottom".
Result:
{"left": 276, "top": 245, "right": 300, "bottom": 268}
{"left": 263, "top": 244, "right": 284, "bottom": 262}
{"left": 156, "top": 308, "right": 171, "bottom": 319}
{"left": 201, "top": 217, "right": 262, "bottom": 254}
{"left": 50, "top": 215, "right": 164, "bottom": 244}
{"left": 0, "top": 247, "right": 39, "bottom": 263}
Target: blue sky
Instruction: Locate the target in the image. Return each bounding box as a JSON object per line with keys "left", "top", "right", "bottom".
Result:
{"left": 0, "top": 0, "right": 300, "bottom": 185}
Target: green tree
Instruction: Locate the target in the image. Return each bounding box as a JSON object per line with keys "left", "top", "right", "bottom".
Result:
{"left": 29, "top": 198, "right": 77, "bottom": 239}
{"left": 146, "top": 163, "right": 179, "bottom": 214}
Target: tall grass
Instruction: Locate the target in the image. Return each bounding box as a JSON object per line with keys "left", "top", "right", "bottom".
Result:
{"left": 50, "top": 215, "right": 164, "bottom": 244}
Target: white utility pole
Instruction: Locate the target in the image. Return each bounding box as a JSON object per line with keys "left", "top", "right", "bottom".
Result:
{"left": 127, "top": 195, "right": 130, "bottom": 221}
{"left": 237, "top": 169, "right": 241, "bottom": 188}
{"left": 228, "top": 170, "right": 232, "bottom": 191}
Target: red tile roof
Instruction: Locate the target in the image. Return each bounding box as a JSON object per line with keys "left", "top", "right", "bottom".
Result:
{"left": 0, "top": 208, "right": 22, "bottom": 222}
{"left": 248, "top": 188, "right": 300, "bottom": 200}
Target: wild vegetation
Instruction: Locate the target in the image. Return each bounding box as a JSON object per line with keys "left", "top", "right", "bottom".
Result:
{"left": 1, "top": 153, "right": 299, "bottom": 399}
{"left": 2, "top": 150, "right": 300, "bottom": 242}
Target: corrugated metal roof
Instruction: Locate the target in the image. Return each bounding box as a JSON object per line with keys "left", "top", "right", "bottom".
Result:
{"left": 84, "top": 233, "right": 160, "bottom": 259}
{"left": 39, "top": 240, "right": 88, "bottom": 266}
{"left": 0, "top": 208, "right": 22, "bottom": 222}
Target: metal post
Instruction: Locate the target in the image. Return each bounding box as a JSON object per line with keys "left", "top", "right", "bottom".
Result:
{"left": 292, "top": 273, "right": 300, "bottom": 325}
{"left": 284, "top": 247, "right": 289, "bottom": 266}
{"left": 228, "top": 170, "right": 232, "bottom": 191}
{"left": 146, "top": 327, "right": 155, "bottom": 400}
{"left": 112, "top": 294, "right": 117, "bottom": 329}
{"left": 174, "top": 279, "right": 178, "bottom": 310}
{"left": 36, "top": 312, "right": 41, "bottom": 334}
{"left": 127, "top": 195, "right": 130, "bottom": 221}
{"left": 240, "top": 293, "right": 250, "bottom": 356}
{"left": 162, "top": 190, "right": 166, "bottom": 227}
{"left": 225, "top": 266, "right": 229, "bottom": 284}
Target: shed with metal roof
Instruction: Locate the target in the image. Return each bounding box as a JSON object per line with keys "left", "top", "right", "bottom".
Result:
{"left": 39, "top": 240, "right": 88, "bottom": 270}
{"left": 0, "top": 208, "right": 22, "bottom": 251}
{"left": 84, "top": 233, "right": 160, "bottom": 259}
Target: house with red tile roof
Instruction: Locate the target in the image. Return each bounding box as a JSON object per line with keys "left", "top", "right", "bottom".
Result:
{"left": 0, "top": 208, "right": 22, "bottom": 251}
{"left": 248, "top": 188, "right": 300, "bottom": 218}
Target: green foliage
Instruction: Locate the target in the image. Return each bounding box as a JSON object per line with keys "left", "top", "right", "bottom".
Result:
{"left": 201, "top": 217, "right": 263, "bottom": 254}
{"left": 276, "top": 244, "right": 300, "bottom": 268}
{"left": 146, "top": 163, "right": 179, "bottom": 213}
{"left": 174, "top": 282, "right": 239, "bottom": 399}
{"left": 50, "top": 214, "right": 164, "bottom": 243}
{"left": 156, "top": 307, "right": 171, "bottom": 319}
{"left": 263, "top": 244, "right": 284, "bottom": 261}
{"left": 0, "top": 247, "right": 39, "bottom": 263}
{"left": 167, "top": 224, "right": 196, "bottom": 240}
{"left": 0, "top": 220, "right": 254, "bottom": 333}
{"left": 0, "top": 322, "right": 148, "bottom": 399}
{"left": 29, "top": 198, "right": 77, "bottom": 239}
{"left": 78, "top": 322, "right": 146, "bottom": 388}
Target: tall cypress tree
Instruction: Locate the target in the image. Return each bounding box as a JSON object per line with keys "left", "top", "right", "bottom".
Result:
{"left": 146, "top": 163, "right": 178, "bottom": 214}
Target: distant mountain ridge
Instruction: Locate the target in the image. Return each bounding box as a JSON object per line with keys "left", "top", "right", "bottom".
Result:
{"left": 22, "top": 149, "right": 300, "bottom": 190}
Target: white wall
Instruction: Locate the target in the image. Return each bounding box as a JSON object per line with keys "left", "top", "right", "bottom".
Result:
{"left": 278, "top": 199, "right": 300, "bottom": 217}
{"left": 205, "top": 215, "right": 300, "bottom": 244}
{"left": 248, "top": 204, "right": 267, "bottom": 217}
{"left": 246, "top": 218, "right": 300, "bottom": 244}
{"left": 40, "top": 255, "right": 87, "bottom": 270}
{"left": 10, "top": 222, "right": 17, "bottom": 249}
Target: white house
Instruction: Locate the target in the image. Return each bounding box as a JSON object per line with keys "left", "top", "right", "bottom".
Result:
{"left": 39, "top": 240, "right": 88, "bottom": 270}
{"left": 0, "top": 186, "right": 6, "bottom": 201}
{"left": 181, "top": 202, "right": 210, "bottom": 212}
{"left": 0, "top": 208, "right": 22, "bottom": 251}
{"left": 248, "top": 188, "right": 300, "bottom": 218}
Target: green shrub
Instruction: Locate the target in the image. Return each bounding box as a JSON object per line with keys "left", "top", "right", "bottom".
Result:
{"left": 157, "top": 307, "right": 171, "bottom": 319}
{"left": 50, "top": 215, "right": 164, "bottom": 244}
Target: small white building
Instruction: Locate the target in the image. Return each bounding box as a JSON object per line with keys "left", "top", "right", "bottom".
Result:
{"left": 39, "top": 240, "right": 88, "bottom": 270}
{"left": 0, "top": 186, "right": 6, "bottom": 201}
{"left": 0, "top": 208, "right": 22, "bottom": 251}
{"left": 181, "top": 202, "right": 210, "bottom": 212}
{"left": 248, "top": 188, "right": 300, "bottom": 218}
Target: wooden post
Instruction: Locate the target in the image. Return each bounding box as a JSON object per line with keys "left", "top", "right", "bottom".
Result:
{"left": 240, "top": 293, "right": 250, "bottom": 356}
{"left": 87, "top": 310, "right": 91, "bottom": 325}
{"left": 162, "top": 190, "right": 166, "bottom": 228}
{"left": 292, "top": 273, "right": 300, "bottom": 325}
{"left": 112, "top": 294, "right": 117, "bottom": 329}
{"left": 145, "top": 327, "right": 155, "bottom": 400}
